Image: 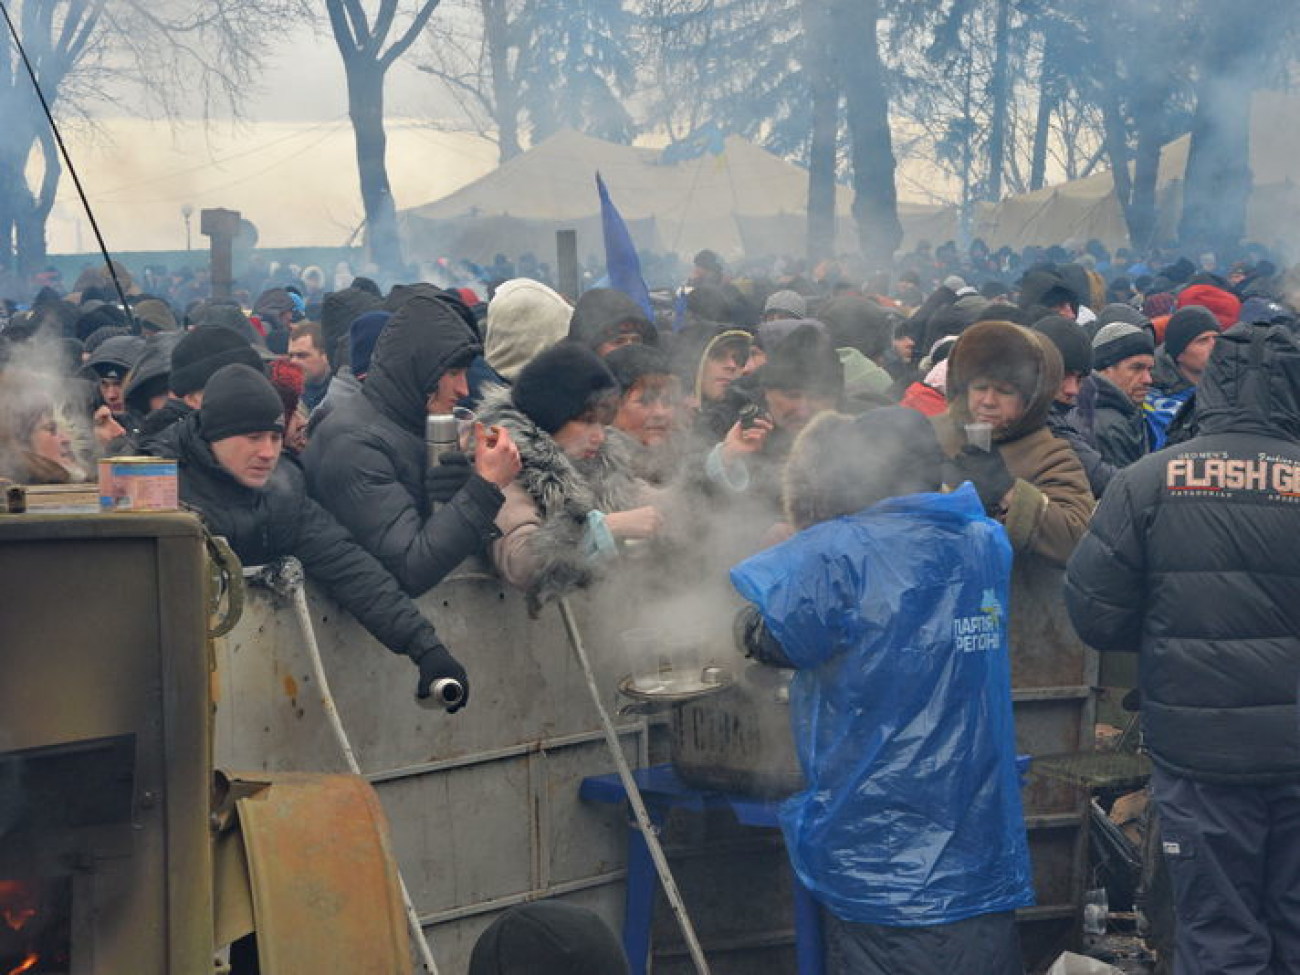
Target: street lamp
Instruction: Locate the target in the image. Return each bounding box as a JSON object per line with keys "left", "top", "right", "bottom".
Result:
{"left": 181, "top": 203, "right": 194, "bottom": 252}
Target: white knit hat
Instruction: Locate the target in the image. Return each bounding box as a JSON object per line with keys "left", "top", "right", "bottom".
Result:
{"left": 484, "top": 278, "right": 573, "bottom": 381}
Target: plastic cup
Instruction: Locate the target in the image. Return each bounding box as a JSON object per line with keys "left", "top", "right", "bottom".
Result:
{"left": 964, "top": 421, "right": 993, "bottom": 452}
{"left": 453, "top": 406, "right": 477, "bottom": 450}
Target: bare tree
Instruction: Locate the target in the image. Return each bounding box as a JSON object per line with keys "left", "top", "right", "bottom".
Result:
{"left": 800, "top": 0, "right": 837, "bottom": 261}
{"left": 1177, "top": 0, "right": 1298, "bottom": 251}
{"left": 418, "top": 0, "right": 637, "bottom": 164}
{"left": 0, "top": 0, "right": 299, "bottom": 280}
{"left": 830, "top": 0, "right": 900, "bottom": 267}
{"left": 326, "top": 0, "right": 444, "bottom": 273}
{"left": 640, "top": 0, "right": 803, "bottom": 150}
{"left": 418, "top": 0, "right": 524, "bottom": 161}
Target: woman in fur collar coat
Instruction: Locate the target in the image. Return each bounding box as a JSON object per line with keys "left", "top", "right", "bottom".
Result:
{"left": 476, "top": 341, "right": 663, "bottom": 613}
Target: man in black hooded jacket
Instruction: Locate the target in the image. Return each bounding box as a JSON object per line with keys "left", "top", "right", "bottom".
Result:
{"left": 149, "top": 363, "right": 470, "bottom": 708}
{"left": 567, "top": 288, "right": 659, "bottom": 356}
{"left": 304, "top": 293, "right": 520, "bottom": 595}
{"left": 1064, "top": 323, "right": 1300, "bottom": 974}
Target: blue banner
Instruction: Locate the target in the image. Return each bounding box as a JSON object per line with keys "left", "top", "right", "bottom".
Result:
{"left": 596, "top": 172, "right": 653, "bottom": 320}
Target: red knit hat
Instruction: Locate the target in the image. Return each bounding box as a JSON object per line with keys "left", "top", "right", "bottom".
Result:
{"left": 1177, "top": 284, "right": 1240, "bottom": 330}
{"left": 268, "top": 357, "right": 304, "bottom": 425}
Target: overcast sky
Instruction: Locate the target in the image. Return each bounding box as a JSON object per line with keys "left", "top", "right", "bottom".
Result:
{"left": 45, "top": 31, "right": 490, "bottom": 254}
{"left": 244, "top": 38, "right": 463, "bottom": 124}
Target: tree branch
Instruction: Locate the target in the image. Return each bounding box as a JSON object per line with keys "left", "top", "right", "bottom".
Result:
{"left": 342, "top": 0, "right": 374, "bottom": 51}
{"left": 380, "top": 0, "right": 443, "bottom": 70}
{"left": 325, "top": 0, "right": 361, "bottom": 56}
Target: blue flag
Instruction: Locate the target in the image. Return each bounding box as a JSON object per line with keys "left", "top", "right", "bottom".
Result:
{"left": 596, "top": 172, "right": 653, "bottom": 320}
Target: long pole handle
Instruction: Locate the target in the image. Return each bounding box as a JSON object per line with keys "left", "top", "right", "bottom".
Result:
{"left": 557, "top": 598, "right": 712, "bottom": 975}
{"left": 291, "top": 585, "right": 442, "bottom": 975}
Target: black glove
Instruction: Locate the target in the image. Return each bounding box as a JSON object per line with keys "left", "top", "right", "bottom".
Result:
{"left": 413, "top": 643, "right": 470, "bottom": 713}
{"left": 951, "top": 444, "right": 1015, "bottom": 515}
{"left": 733, "top": 605, "right": 793, "bottom": 668}
{"left": 425, "top": 451, "right": 472, "bottom": 505}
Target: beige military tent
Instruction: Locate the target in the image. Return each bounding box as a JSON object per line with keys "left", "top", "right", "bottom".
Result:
{"left": 399, "top": 129, "right": 956, "bottom": 264}
{"left": 972, "top": 90, "right": 1300, "bottom": 254}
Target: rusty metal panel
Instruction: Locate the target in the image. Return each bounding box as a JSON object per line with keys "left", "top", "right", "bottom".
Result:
{"left": 542, "top": 739, "right": 636, "bottom": 886}
{"left": 215, "top": 566, "right": 646, "bottom": 974}
{"left": 379, "top": 758, "right": 537, "bottom": 913}
{"left": 234, "top": 772, "right": 411, "bottom": 975}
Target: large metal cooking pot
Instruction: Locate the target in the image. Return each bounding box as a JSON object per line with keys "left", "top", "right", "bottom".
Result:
{"left": 670, "top": 664, "right": 804, "bottom": 798}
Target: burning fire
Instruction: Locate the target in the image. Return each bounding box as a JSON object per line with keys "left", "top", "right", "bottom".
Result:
{"left": 0, "top": 880, "right": 41, "bottom": 975}
{"left": 0, "top": 881, "right": 37, "bottom": 933}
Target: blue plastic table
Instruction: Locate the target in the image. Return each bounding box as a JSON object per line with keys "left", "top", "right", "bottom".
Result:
{"left": 579, "top": 764, "right": 824, "bottom": 975}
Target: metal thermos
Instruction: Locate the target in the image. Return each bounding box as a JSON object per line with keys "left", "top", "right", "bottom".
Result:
{"left": 426, "top": 413, "right": 459, "bottom": 467}
{"left": 419, "top": 677, "right": 466, "bottom": 711}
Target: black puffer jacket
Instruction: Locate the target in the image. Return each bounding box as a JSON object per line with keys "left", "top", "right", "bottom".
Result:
{"left": 1078, "top": 371, "right": 1150, "bottom": 469}
{"left": 149, "top": 414, "right": 442, "bottom": 661}
{"left": 1064, "top": 323, "right": 1300, "bottom": 784}
{"left": 1048, "top": 399, "right": 1117, "bottom": 498}
{"left": 304, "top": 294, "right": 504, "bottom": 595}
{"left": 134, "top": 398, "right": 195, "bottom": 449}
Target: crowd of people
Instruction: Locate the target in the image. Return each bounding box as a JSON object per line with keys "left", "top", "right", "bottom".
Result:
{"left": 1, "top": 238, "right": 1298, "bottom": 974}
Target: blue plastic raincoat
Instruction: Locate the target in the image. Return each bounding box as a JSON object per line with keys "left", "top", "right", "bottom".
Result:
{"left": 730, "top": 484, "right": 1034, "bottom": 926}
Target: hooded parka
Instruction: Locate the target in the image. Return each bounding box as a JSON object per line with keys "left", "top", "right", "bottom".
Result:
{"left": 567, "top": 288, "right": 658, "bottom": 352}
{"left": 1065, "top": 323, "right": 1300, "bottom": 784}
{"left": 304, "top": 294, "right": 504, "bottom": 595}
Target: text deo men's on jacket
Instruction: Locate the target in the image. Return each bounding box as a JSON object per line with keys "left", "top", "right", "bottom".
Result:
{"left": 1065, "top": 323, "right": 1300, "bottom": 785}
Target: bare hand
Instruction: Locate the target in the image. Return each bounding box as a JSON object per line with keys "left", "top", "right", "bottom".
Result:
{"left": 473, "top": 423, "right": 521, "bottom": 489}
{"left": 604, "top": 505, "right": 664, "bottom": 541}
{"left": 92, "top": 405, "right": 124, "bottom": 447}
{"left": 721, "top": 416, "right": 772, "bottom": 463}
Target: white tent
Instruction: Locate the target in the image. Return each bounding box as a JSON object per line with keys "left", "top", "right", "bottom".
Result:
{"left": 972, "top": 90, "right": 1300, "bottom": 255}
{"left": 400, "top": 129, "right": 956, "bottom": 264}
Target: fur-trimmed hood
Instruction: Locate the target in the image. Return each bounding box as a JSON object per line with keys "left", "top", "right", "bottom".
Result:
{"left": 477, "top": 383, "right": 646, "bottom": 611}
{"left": 477, "top": 384, "right": 642, "bottom": 520}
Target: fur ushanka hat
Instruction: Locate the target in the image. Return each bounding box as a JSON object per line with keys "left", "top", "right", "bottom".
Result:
{"left": 945, "top": 320, "right": 1063, "bottom": 441}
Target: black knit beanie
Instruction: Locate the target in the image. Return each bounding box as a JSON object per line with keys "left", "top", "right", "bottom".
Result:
{"left": 512, "top": 341, "right": 618, "bottom": 434}
{"left": 171, "top": 326, "right": 265, "bottom": 396}
{"left": 604, "top": 343, "right": 672, "bottom": 392}
{"left": 200, "top": 364, "right": 285, "bottom": 442}
{"left": 75, "top": 303, "right": 129, "bottom": 342}
{"left": 468, "top": 902, "right": 629, "bottom": 975}
{"left": 1033, "top": 314, "right": 1093, "bottom": 375}
{"left": 1164, "top": 305, "right": 1220, "bottom": 361}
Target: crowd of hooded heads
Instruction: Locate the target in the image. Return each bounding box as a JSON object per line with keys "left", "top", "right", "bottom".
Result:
{"left": 1, "top": 240, "right": 1296, "bottom": 592}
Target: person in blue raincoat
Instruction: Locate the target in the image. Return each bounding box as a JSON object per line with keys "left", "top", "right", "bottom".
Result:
{"left": 731, "top": 406, "right": 1033, "bottom": 975}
